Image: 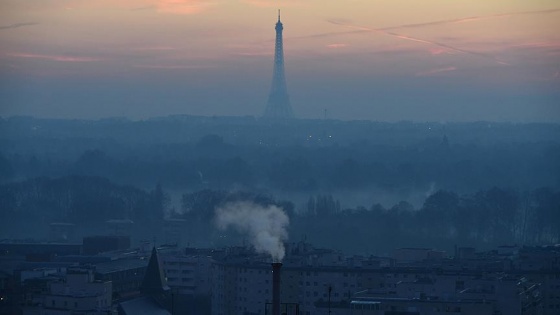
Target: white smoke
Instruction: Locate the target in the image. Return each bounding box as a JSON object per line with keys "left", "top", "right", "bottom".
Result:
{"left": 215, "top": 201, "right": 289, "bottom": 261}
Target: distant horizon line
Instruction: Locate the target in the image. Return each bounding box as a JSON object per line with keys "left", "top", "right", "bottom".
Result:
{"left": 1, "top": 114, "right": 558, "bottom": 125}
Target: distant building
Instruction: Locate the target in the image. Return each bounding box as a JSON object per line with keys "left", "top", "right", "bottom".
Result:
{"left": 94, "top": 258, "right": 147, "bottom": 300}
{"left": 208, "top": 242, "right": 552, "bottom": 315}
{"left": 161, "top": 249, "right": 213, "bottom": 296}
{"left": 83, "top": 236, "right": 131, "bottom": 255}
{"left": 0, "top": 241, "right": 81, "bottom": 262}
{"left": 516, "top": 245, "right": 560, "bottom": 314}
{"left": 22, "top": 267, "right": 112, "bottom": 315}
{"left": 347, "top": 295, "right": 494, "bottom": 315}
{"left": 6, "top": 240, "right": 558, "bottom": 315}
{"left": 393, "top": 248, "right": 446, "bottom": 263}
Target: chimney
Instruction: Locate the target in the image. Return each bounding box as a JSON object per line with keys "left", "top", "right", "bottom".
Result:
{"left": 272, "top": 262, "right": 282, "bottom": 315}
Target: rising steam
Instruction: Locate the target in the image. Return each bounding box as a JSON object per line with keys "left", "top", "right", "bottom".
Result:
{"left": 215, "top": 201, "right": 289, "bottom": 261}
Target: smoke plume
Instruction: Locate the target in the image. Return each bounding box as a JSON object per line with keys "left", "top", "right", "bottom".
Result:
{"left": 215, "top": 201, "right": 289, "bottom": 261}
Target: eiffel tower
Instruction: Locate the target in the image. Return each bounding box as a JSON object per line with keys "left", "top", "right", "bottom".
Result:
{"left": 263, "top": 10, "right": 294, "bottom": 120}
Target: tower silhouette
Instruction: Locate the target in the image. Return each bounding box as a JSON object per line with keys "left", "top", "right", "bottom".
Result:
{"left": 263, "top": 10, "right": 294, "bottom": 120}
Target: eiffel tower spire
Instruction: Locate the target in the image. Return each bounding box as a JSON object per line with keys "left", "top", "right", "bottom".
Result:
{"left": 263, "top": 10, "right": 294, "bottom": 120}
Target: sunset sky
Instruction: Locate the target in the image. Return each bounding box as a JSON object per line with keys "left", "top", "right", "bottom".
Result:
{"left": 1, "top": 0, "right": 559, "bottom": 122}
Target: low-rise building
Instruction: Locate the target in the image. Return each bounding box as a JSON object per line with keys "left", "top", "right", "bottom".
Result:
{"left": 22, "top": 267, "right": 112, "bottom": 315}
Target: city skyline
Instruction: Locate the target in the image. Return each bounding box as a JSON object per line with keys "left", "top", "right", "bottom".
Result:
{"left": 1, "top": 0, "right": 559, "bottom": 122}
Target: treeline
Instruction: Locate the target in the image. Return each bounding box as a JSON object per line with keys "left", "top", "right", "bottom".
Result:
{"left": 1, "top": 132, "right": 559, "bottom": 194}
{"left": 0, "top": 176, "right": 165, "bottom": 239}
{"left": 1, "top": 176, "right": 558, "bottom": 253}
{"left": 177, "top": 188, "right": 560, "bottom": 253}
{"left": 295, "top": 188, "right": 560, "bottom": 253}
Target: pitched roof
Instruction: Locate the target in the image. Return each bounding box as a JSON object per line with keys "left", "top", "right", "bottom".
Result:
{"left": 140, "top": 247, "right": 170, "bottom": 295}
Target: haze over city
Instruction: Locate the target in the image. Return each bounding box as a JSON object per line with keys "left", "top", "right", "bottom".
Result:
{"left": 1, "top": 2, "right": 560, "bottom": 315}
{"left": 1, "top": 0, "right": 559, "bottom": 122}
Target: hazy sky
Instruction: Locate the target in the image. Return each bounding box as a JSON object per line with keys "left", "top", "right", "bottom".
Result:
{"left": 1, "top": 0, "right": 559, "bottom": 122}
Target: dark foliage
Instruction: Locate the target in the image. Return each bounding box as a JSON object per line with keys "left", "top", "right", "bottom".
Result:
{"left": 0, "top": 176, "right": 163, "bottom": 239}
{"left": 1, "top": 118, "right": 558, "bottom": 194}
{"left": 296, "top": 188, "right": 560, "bottom": 253}
{"left": 0, "top": 117, "right": 559, "bottom": 252}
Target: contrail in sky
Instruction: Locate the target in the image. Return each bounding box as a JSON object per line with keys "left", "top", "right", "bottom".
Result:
{"left": 378, "top": 8, "right": 560, "bottom": 31}
{"left": 0, "top": 22, "right": 39, "bottom": 30}
{"left": 328, "top": 20, "right": 510, "bottom": 65}
{"left": 296, "top": 8, "right": 560, "bottom": 40}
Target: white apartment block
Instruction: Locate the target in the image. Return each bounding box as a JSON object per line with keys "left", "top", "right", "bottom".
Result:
{"left": 161, "top": 251, "right": 213, "bottom": 296}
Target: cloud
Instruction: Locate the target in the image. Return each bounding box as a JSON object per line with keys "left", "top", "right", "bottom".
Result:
{"left": 243, "top": 0, "right": 303, "bottom": 8}
{"left": 510, "top": 41, "right": 560, "bottom": 49}
{"left": 131, "top": 46, "right": 176, "bottom": 51}
{"left": 430, "top": 48, "right": 455, "bottom": 55}
{"left": 504, "top": 41, "right": 560, "bottom": 57}
{"left": 6, "top": 53, "right": 101, "bottom": 62}
{"left": 101, "top": 0, "right": 216, "bottom": 15}
{"left": 416, "top": 66, "right": 457, "bottom": 77}
{"left": 131, "top": 5, "right": 156, "bottom": 11}
{"left": 132, "top": 64, "right": 213, "bottom": 69}
{"left": 154, "top": 0, "right": 216, "bottom": 15}
{"left": 370, "top": 46, "right": 425, "bottom": 56}
{"left": 290, "top": 29, "right": 368, "bottom": 41}
{"left": 326, "top": 43, "right": 347, "bottom": 49}
{"left": 233, "top": 51, "right": 273, "bottom": 56}
{"left": 0, "top": 22, "right": 39, "bottom": 30}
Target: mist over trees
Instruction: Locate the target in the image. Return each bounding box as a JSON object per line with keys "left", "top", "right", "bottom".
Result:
{"left": 0, "top": 116, "right": 559, "bottom": 252}
{"left": 1, "top": 176, "right": 558, "bottom": 253}
{"left": 1, "top": 117, "right": 559, "bottom": 193}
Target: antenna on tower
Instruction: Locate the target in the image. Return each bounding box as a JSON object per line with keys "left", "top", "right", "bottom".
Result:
{"left": 278, "top": 9, "right": 281, "bottom": 21}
